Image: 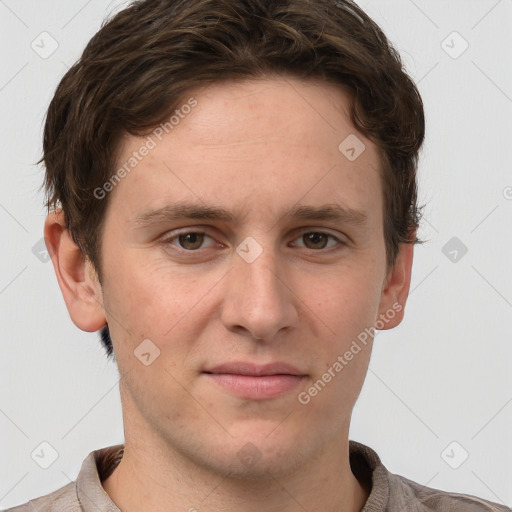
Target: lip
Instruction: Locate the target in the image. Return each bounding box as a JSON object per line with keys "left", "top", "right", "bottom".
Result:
{"left": 203, "top": 362, "right": 307, "bottom": 400}
{"left": 205, "top": 362, "right": 304, "bottom": 376}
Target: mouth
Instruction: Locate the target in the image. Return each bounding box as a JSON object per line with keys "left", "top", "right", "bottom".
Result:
{"left": 203, "top": 362, "right": 307, "bottom": 400}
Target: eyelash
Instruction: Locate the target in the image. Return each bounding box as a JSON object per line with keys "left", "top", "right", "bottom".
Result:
{"left": 160, "top": 229, "right": 346, "bottom": 253}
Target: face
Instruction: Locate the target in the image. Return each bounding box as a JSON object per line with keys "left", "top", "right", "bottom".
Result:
{"left": 59, "top": 77, "right": 411, "bottom": 477}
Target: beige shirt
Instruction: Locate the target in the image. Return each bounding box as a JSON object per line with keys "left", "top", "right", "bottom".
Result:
{"left": 7, "top": 441, "right": 511, "bottom": 511}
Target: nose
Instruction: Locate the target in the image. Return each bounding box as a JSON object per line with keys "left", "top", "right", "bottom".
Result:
{"left": 220, "top": 245, "right": 299, "bottom": 341}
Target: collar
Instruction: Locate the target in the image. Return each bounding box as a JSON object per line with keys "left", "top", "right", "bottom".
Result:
{"left": 74, "top": 440, "right": 389, "bottom": 511}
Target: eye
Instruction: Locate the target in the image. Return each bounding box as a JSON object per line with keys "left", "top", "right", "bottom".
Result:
{"left": 291, "top": 231, "right": 343, "bottom": 250}
{"left": 163, "top": 231, "right": 216, "bottom": 251}
{"left": 161, "top": 229, "right": 344, "bottom": 253}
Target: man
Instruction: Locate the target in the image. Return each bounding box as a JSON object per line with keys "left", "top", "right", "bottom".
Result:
{"left": 8, "top": 0, "right": 510, "bottom": 510}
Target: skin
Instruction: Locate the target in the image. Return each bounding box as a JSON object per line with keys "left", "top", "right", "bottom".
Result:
{"left": 45, "top": 76, "right": 414, "bottom": 512}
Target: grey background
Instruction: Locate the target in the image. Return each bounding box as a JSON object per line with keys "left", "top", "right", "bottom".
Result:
{"left": 1, "top": 0, "right": 511, "bottom": 508}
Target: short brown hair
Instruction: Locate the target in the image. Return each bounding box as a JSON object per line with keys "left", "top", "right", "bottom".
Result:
{"left": 41, "top": 0, "right": 425, "bottom": 356}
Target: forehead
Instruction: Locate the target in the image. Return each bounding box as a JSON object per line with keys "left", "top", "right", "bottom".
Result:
{"left": 110, "top": 77, "right": 383, "bottom": 227}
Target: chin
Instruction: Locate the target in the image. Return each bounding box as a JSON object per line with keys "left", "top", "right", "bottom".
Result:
{"left": 188, "top": 425, "right": 313, "bottom": 479}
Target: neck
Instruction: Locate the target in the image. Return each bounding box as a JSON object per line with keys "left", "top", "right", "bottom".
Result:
{"left": 103, "top": 438, "right": 368, "bottom": 512}
{"left": 102, "top": 390, "right": 369, "bottom": 512}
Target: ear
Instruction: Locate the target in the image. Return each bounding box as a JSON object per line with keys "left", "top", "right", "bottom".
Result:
{"left": 376, "top": 241, "right": 414, "bottom": 330}
{"left": 44, "top": 209, "right": 106, "bottom": 332}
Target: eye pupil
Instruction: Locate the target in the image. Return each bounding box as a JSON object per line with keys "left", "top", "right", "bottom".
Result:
{"left": 304, "top": 232, "right": 328, "bottom": 249}
{"left": 178, "top": 233, "right": 204, "bottom": 250}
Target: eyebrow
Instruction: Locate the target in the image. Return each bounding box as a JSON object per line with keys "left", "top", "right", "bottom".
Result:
{"left": 133, "top": 202, "right": 368, "bottom": 227}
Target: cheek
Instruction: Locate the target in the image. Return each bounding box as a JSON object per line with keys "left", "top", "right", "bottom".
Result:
{"left": 102, "top": 255, "right": 225, "bottom": 390}
{"left": 308, "top": 263, "right": 382, "bottom": 339}
{"left": 103, "top": 252, "right": 205, "bottom": 338}
{"left": 297, "top": 274, "right": 378, "bottom": 421}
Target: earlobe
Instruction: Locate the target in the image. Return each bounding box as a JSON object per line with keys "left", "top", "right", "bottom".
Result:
{"left": 44, "top": 209, "right": 106, "bottom": 332}
{"left": 376, "top": 242, "right": 414, "bottom": 330}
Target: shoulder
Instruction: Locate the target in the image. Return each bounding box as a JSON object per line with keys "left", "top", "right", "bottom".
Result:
{"left": 348, "top": 440, "right": 511, "bottom": 512}
{"left": 4, "top": 445, "right": 123, "bottom": 512}
{"left": 4, "top": 482, "right": 81, "bottom": 511}
{"left": 388, "top": 472, "right": 512, "bottom": 511}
